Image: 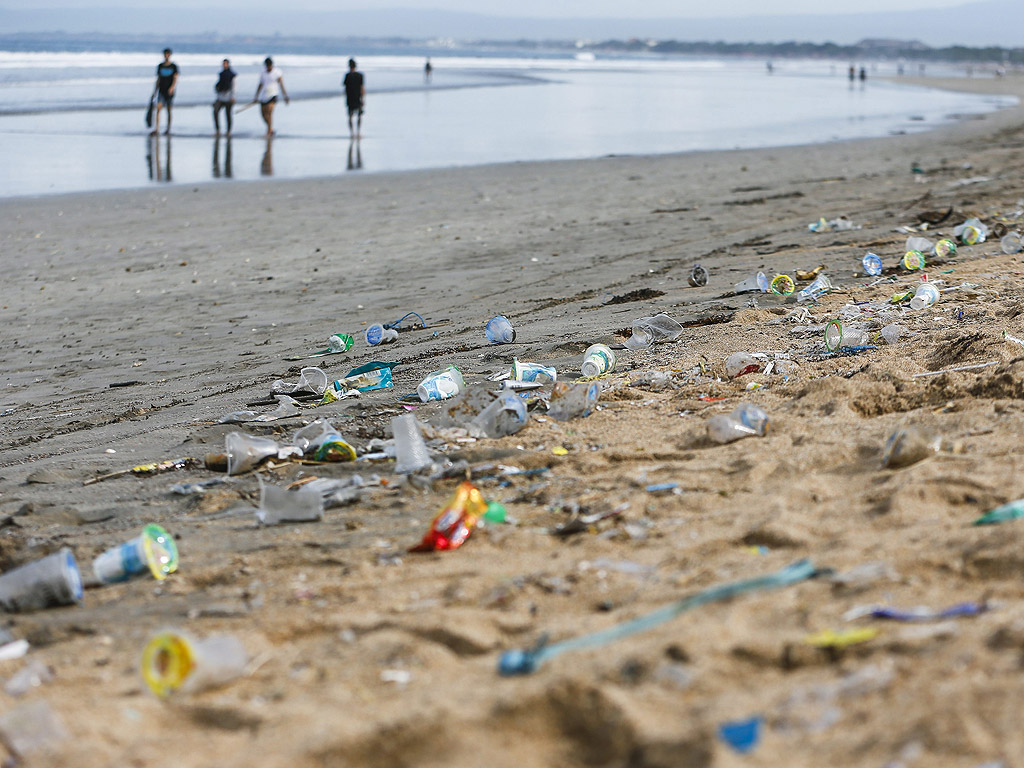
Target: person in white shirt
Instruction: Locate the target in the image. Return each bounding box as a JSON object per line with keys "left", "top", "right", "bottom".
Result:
{"left": 254, "top": 57, "right": 289, "bottom": 136}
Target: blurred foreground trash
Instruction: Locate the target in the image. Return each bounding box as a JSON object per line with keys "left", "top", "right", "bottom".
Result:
{"left": 256, "top": 479, "right": 324, "bottom": 525}
{"left": 142, "top": 631, "right": 248, "bottom": 697}
{"left": 93, "top": 524, "right": 178, "bottom": 584}
{"left": 845, "top": 601, "right": 987, "bottom": 622}
{"left": 418, "top": 365, "right": 466, "bottom": 402}
{"left": 718, "top": 717, "right": 761, "bottom": 754}
{"left": 707, "top": 403, "right": 768, "bottom": 444}
{"left": 392, "top": 414, "right": 432, "bottom": 474}
{"left": 498, "top": 560, "right": 817, "bottom": 675}
{"left": 0, "top": 549, "right": 83, "bottom": 613}
{"left": 881, "top": 426, "right": 942, "bottom": 469}
{"left": 581, "top": 344, "right": 616, "bottom": 377}
{"left": 547, "top": 381, "right": 600, "bottom": 421}
{"left": 410, "top": 481, "right": 488, "bottom": 552}
{"left": 485, "top": 315, "right": 516, "bottom": 344}
{"left": 0, "top": 700, "right": 69, "bottom": 759}
{"left": 974, "top": 498, "right": 1024, "bottom": 526}
{"left": 5, "top": 658, "right": 53, "bottom": 697}
{"left": 1001, "top": 232, "right": 1022, "bottom": 254}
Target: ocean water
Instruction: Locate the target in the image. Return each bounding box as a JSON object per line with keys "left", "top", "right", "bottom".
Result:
{"left": 0, "top": 49, "right": 1015, "bottom": 198}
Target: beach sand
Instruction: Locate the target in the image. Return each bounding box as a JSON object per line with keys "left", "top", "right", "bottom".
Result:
{"left": 3, "top": 74, "right": 1024, "bottom": 766}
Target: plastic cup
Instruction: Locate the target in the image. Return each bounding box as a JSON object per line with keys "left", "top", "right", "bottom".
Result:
{"left": 391, "top": 414, "right": 432, "bottom": 474}
{"left": 862, "top": 253, "right": 883, "bottom": 276}
{"left": 734, "top": 272, "right": 768, "bottom": 294}
{"left": 141, "top": 631, "right": 248, "bottom": 697}
{"left": 92, "top": 524, "right": 178, "bottom": 584}
{"left": 547, "top": 382, "right": 600, "bottom": 421}
{"left": 328, "top": 333, "right": 353, "bottom": 353}
{"left": 903, "top": 250, "right": 926, "bottom": 271}
{"left": 909, "top": 282, "right": 940, "bottom": 310}
{"left": 688, "top": 264, "right": 709, "bottom": 287}
{"left": 797, "top": 273, "right": 833, "bottom": 302}
{"left": 958, "top": 225, "right": 983, "bottom": 245}
{"left": 770, "top": 274, "right": 795, "bottom": 296}
{"left": 934, "top": 238, "right": 957, "bottom": 258}
{"left": 512, "top": 359, "right": 557, "bottom": 386}
{"left": 365, "top": 324, "right": 399, "bottom": 346}
{"left": 824, "top": 320, "right": 868, "bottom": 351}
{"left": 0, "top": 549, "right": 83, "bottom": 613}
{"left": 416, "top": 366, "right": 465, "bottom": 402}
{"left": 581, "top": 344, "right": 617, "bottom": 377}
{"left": 225, "top": 432, "right": 281, "bottom": 475}
{"left": 906, "top": 235, "right": 934, "bottom": 254}
{"left": 485, "top": 316, "right": 516, "bottom": 344}
{"left": 256, "top": 480, "right": 324, "bottom": 524}
{"left": 313, "top": 434, "right": 357, "bottom": 462}
{"left": 1001, "top": 233, "right": 1022, "bottom": 255}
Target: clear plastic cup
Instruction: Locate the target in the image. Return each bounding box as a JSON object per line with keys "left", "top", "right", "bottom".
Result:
{"left": 141, "top": 631, "right": 248, "bottom": 697}
{"left": 92, "top": 524, "right": 178, "bottom": 584}
{"left": 862, "top": 253, "right": 883, "bottom": 276}
{"left": 391, "top": 414, "right": 432, "bottom": 474}
{"left": 623, "top": 314, "right": 683, "bottom": 350}
{"left": 1001, "top": 233, "right": 1022, "bottom": 255}
{"left": 469, "top": 392, "right": 528, "bottom": 438}
{"left": 485, "top": 316, "right": 516, "bottom": 344}
{"left": 797, "top": 273, "right": 833, "bottom": 302}
{"left": 0, "top": 549, "right": 83, "bottom": 613}
{"left": 688, "top": 264, "right": 709, "bottom": 287}
{"left": 581, "top": 344, "right": 617, "bottom": 377}
{"left": 905, "top": 235, "right": 934, "bottom": 254}
{"left": 902, "top": 250, "right": 926, "bottom": 270}
{"left": 256, "top": 480, "right": 324, "bottom": 524}
{"left": 734, "top": 272, "right": 768, "bottom": 294}
{"left": 824, "top": 320, "right": 870, "bottom": 351}
{"left": 909, "top": 283, "right": 940, "bottom": 310}
{"left": 934, "top": 238, "right": 957, "bottom": 258}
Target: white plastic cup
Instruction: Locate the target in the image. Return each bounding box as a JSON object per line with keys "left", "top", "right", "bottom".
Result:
{"left": 909, "top": 283, "right": 940, "bottom": 310}
{"left": 512, "top": 359, "right": 557, "bottom": 386}
{"left": 365, "top": 324, "right": 399, "bottom": 346}
{"left": 485, "top": 316, "right": 516, "bottom": 344}
{"left": 391, "top": 414, "right": 432, "bottom": 474}
{"left": 734, "top": 272, "right": 768, "bottom": 294}
{"left": 0, "top": 549, "right": 83, "bottom": 613}
{"left": 416, "top": 366, "right": 465, "bottom": 402}
{"left": 92, "top": 525, "right": 178, "bottom": 584}
{"left": 581, "top": 344, "right": 617, "bottom": 377}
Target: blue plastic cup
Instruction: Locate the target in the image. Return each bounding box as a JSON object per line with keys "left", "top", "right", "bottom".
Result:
{"left": 485, "top": 316, "right": 516, "bottom": 344}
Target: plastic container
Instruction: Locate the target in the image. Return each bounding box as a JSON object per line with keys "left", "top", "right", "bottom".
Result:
{"left": 623, "top": 314, "right": 683, "bottom": 350}
{"left": 909, "top": 283, "right": 940, "bottom": 310}
{"left": 391, "top": 414, "right": 432, "bottom": 474}
{"left": 734, "top": 272, "right": 769, "bottom": 294}
{"left": 688, "top": 264, "right": 709, "bottom": 287}
{"left": 547, "top": 381, "right": 600, "bottom": 421}
{"left": 365, "top": 324, "right": 399, "bottom": 346}
{"left": 256, "top": 480, "right": 324, "bottom": 524}
{"left": 512, "top": 359, "right": 557, "bottom": 386}
{"left": 707, "top": 403, "right": 769, "bottom": 444}
{"left": 1001, "top": 233, "right": 1023, "bottom": 255}
{"left": 225, "top": 432, "right": 281, "bottom": 475}
{"left": 485, "top": 316, "right": 516, "bottom": 344}
{"left": 141, "top": 631, "right": 248, "bottom": 697}
{"left": 797, "top": 273, "right": 833, "bottom": 303}
{"left": 902, "top": 251, "right": 926, "bottom": 271}
{"left": 469, "top": 391, "right": 529, "bottom": 438}
{"left": 770, "top": 274, "right": 795, "bottom": 296}
{"left": 0, "top": 549, "right": 83, "bottom": 613}
{"left": 328, "top": 333, "right": 354, "bottom": 353}
{"left": 92, "top": 524, "right": 178, "bottom": 584}
{"left": 581, "top": 344, "right": 617, "bottom": 377}
{"left": 862, "top": 253, "right": 883, "bottom": 276}
{"left": 417, "top": 366, "right": 466, "bottom": 402}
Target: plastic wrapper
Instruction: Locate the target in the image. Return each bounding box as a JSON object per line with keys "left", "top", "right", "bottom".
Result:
{"left": 410, "top": 481, "right": 488, "bottom": 552}
{"left": 622, "top": 313, "right": 683, "bottom": 350}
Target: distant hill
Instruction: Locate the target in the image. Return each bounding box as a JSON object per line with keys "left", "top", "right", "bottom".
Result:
{"left": 2, "top": 0, "right": 1023, "bottom": 48}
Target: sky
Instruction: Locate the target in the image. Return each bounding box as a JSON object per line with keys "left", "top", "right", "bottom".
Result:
{"left": 0, "top": 0, "right": 972, "bottom": 14}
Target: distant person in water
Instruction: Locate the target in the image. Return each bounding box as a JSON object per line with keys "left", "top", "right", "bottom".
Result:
{"left": 859, "top": 66, "right": 867, "bottom": 83}
{"left": 848, "top": 64, "right": 855, "bottom": 82}
{"left": 151, "top": 48, "right": 178, "bottom": 136}
{"left": 424, "top": 58, "right": 433, "bottom": 83}
{"left": 213, "top": 58, "right": 236, "bottom": 137}
{"left": 343, "top": 58, "right": 365, "bottom": 138}
{"left": 255, "top": 57, "right": 289, "bottom": 137}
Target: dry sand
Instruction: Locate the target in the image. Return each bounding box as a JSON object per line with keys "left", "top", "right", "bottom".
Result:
{"left": 3, "top": 74, "right": 1024, "bottom": 767}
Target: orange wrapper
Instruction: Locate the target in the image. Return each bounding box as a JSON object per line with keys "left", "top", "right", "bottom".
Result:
{"left": 410, "top": 481, "right": 488, "bottom": 552}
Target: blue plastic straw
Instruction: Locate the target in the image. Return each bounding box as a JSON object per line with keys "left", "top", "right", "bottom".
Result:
{"left": 498, "top": 559, "right": 817, "bottom": 675}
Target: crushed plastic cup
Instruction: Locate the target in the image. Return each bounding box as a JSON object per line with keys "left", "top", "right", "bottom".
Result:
{"left": 909, "top": 282, "right": 940, "bottom": 310}
{"left": 797, "top": 273, "right": 833, "bottom": 303}
{"left": 256, "top": 479, "right": 324, "bottom": 524}
{"left": 469, "top": 391, "right": 528, "bottom": 438}
{"left": 880, "top": 323, "right": 907, "bottom": 344}
{"left": 623, "top": 314, "right": 683, "bottom": 350}
{"left": 485, "top": 316, "right": 516, "bottom": 344}
{"left": 141, "top": 631, "right": 248, "bottom": 698}
{"left": 725, "top": 352, "right": 762, "bottom": 378}
{"left": 706, "top": 403, "right": 769, "bottom": 444}
{"left": 905, "top": 235, "right": 934, "bottom": 254}
{"left": 391, "top": 414, "right": 432, "bottom": 474}
{"left": 547, "top": 381, "right": 600, "bottom": 421}
{"left": 270, "top": 367, "right": 329, "bottom": 396}
{"left": 1001, "top": 233, "right": 1023, "bottom": 255}
{"left": 417, "top": 365, "right": 466, "bottom": 402}
{"left": 0, "top": 549, "right": 83, "bottom": 613}
{"left": 902, "top": 250, "right": 926, "bottom": 271}
{"left": 92, "top": 524, "right": 178, "bottom": 584}
{"left": 328, "top": 333, "right": 354, "bottom": 353}
{"left": 512, "top": 359, "right": 557, "bottom": 386}
{"left": 365, "top": 324, "right": 399, "bottom": 346}
{"left": 824, "top": 320, "right": 870, "bottom": 352}
{"left": 225, "top": 432, "right": 281, "bottom": 475}
{"left": 313, "top": 434, "right": 357, "bottom": 462}
{"left": 934, "top": 238, "right": 957, "bottom": 258}
{"left": 688, "top": 264, "right": 709, "bottom": 287}
{"left": 954, "top": 217, "right": 988, "bottom": 245}
{"left": 862, "top": 253, "right": 883, "bottom": 276}
{"left": 770, "top": 274, "right": 795, "bottom": 296}
{"left": 734, "top": 272, "right": 769, "bottom": 294}
{"left": 581, "top": 344, "right": 617, "bottom": 377}
{"left": 292, "top": 419, "right": 334, "bottom": 454}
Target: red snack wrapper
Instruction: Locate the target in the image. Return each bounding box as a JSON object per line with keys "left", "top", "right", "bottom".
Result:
{"left": 411, "top": 481, "right": 488, "bottom": 552}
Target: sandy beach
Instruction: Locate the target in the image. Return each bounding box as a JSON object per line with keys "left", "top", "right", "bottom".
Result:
{"left": 3, "top": 73, "right": 1024, "bottom": 766}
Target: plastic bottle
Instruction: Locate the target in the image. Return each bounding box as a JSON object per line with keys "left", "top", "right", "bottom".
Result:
{"left": 485, "top": 316, "right": 516, "bottom": 344}
{"left": 92, "top": 524, "right": 178, "bottom": 584}
{"left": 706, "top": 403, "right": 769, "bottom": 444}
{"left": 141, "top": 631, "right": 248, "bottom": 697}
{"left": 623, "top": 314, "right": 683, "bottom": 350}
{"left": 365, "top": 324, "right": 399, "bottom": 346}
{"left": 909, "top": 283, "right": 940, "bottom": 310}
{"left": 581, "top": 344, "right": 617, "bottom": 377}
{"left": 862, "top": 253, "right": 883, "bottom": 276}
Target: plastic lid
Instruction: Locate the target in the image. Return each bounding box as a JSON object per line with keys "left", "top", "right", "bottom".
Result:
{"left": 141, "top": 632, "right": 194, "bottom": 697}
{"left": 141, "top": 524, "right": 179, "bottom": 580}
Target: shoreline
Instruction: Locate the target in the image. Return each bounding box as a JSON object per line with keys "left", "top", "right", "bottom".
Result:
{"left": 4, "top": 65, "right": 1024, "bottom": 766}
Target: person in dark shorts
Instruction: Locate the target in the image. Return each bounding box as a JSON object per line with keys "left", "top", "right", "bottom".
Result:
{"left": 254, "top": 57, "right": 289, "bottom": 137}
{"left": 213, "top": 58, "right": 236, "bottom": 137}
{"left": 152, "top": 48, "right": 178, "bottom": 136}
{"left": 343, "top": 58, "right": 365, "bottom": 138}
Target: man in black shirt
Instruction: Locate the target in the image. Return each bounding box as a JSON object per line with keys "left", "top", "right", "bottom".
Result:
{"left": 343, "top": 58, "right": 365, "bottom": 138}
{"left": 152, "top": 48, "right": 178, "bottom": 136}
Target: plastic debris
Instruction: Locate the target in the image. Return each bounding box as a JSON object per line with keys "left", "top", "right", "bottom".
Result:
{"left": 718, "top": 717, "right": 761, "bottom": 754}
{"left": 225, "top": 432, "right": 301, "bottom": 475}
{"left": 909, "top": 282, "right": 940, "bottom": 310}
{"left": 954, "top": 217, "right": 988, "bottom": 245}
{"left": 902, "top": 250, "right": 926, "bottom": 271}
{"left": 84, "top": 456, "right": 201, "bottom": 486}
{"left": 142, "top": 630, "right": 249, "bottom": 697}
{"left": 411, "top": 481, "right": 488, "bottom": 552}
{"left": 809, "top": 216, "right": 858, "bottom": 232}
{"left": 706, "top": 403, "right": 768, "bottom": 444}
{"left": 485, "top": 315, "right": 516, "bottom": 344}
{"left": 219, "top": 394, "right": 301, "bottom": 423}
{"left": 688, "top": 263, "right": 709, "bottom": 287}
{"left": 499, "top": 560, "right": 816, "bottom": 675}
{"left": 547, "top": 381, "right": 600, "bottom": 421}
{"left": 846, "top": 601, "right": 987, "bottom": 622}
{"left": 511, "top": 359, "right": 557, "bottom": 386}
{"left": 365, "top": 323, "right": 399, "bottom": 346}
{"left": 974, "top": 498, "right": 1024, "bottom": 526}
{"left": 169, "top": 477, "right": 232, "bottom": 495}
{"left": 797, "top": 273, "right": 832, "bottom": 303}
{"left": 734, "top": 272, "right": 769, "bottom": 294}
{"left": 271, "top": 367, "right": 330, "bottom": 395}
{"left": 0, "top": 699, "right": 69, "bottom": 759}
{"left": 622, "top": 313, "right": 683, "bottom": 349}
{"left": 934, "top": 238, "right": 957, "bottom": 258}
{"left": 581, "top": 343, "right": 616, "bottom": 377}
{"left": 824, "top": 320, "right": 870, "bottom": 352}
{"left": 770, "top": 274, "right": 796, "bottom": 295}
{"left": 418, "top": 365, "right": 466, "bottom": 402}
{"left": 392, "top": 414, "right": 432, "bottom": 474}
{"left": 0, "top": 638, "right": 29, "bottom": 662}
{"left": 256, "top": 480, "right": 324, "bottom": 525}
{"left": 803, "top": 627, "right": 879, "bottom": 649}
{"left": 93, "top": 524, "right": 178, "bottom": 583}
{"left": 5, "top": 659, "right": 53, "bottom": 697}
{"left": 881, "top": 426, "right": 941, "bottom": 469}
{"left": 862, "top": 252, "right": 883, "bottom": 276}
{"left": 0, "top": 549, "right": 83, "bottom": 613}
{"left": 725, "top": 352, "right": 762, "bottom": 378}
{"left": 912, "top": 360, "right": 998, "bottom": 378}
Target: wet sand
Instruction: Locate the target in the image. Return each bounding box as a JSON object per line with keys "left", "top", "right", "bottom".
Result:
{"left": 3, "top": 74, "right": 1024, "bottom": 766}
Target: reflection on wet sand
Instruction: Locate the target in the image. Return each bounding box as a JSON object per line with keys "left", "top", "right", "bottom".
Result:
{"left": 261, "top": 136, "right": 273, "bottom": 176}
{"left": 212, "top": 137, "right": 233, "bottom": 179}
{"left": 146, "top": 134, "right": 172, "bottom": 182}
{"left": 347, "top": 137, "right": 362, "bottom": 171}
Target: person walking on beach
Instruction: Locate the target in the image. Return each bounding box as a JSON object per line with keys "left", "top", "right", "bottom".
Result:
{"left": 343, "top": 58, "right": 365, "bottom": 138}
{"left": 213, "top": 58, "right": 236, "bottom": 137}
{"left": 254, "top": 57, "right": 289, "bottom": 137}
{"left": 424, "top": 58, "right": 432, "bottom": 83}
{"left": 151, "top": 48, "right": 178, "bottom": 136}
